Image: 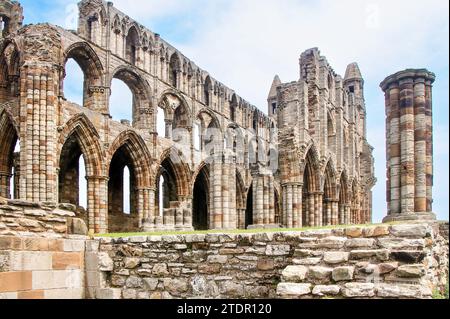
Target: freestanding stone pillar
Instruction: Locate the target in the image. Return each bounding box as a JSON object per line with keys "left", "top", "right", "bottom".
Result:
{"left": 381, "top": 69, "right": 436, "bottom": 222}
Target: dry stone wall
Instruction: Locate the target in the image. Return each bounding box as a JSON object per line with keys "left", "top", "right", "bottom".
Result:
{"left": 87, "top": 222, "right": 448, "bottom": 299}
{"left": 0, "top": 198, "right": 88, "bottom": 236}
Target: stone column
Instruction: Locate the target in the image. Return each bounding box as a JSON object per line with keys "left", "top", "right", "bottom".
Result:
{"left": 268, "top": 177, "right": 276, "bottom": 225}
{"left": 86, "top": 176, "right": 108, "bottom": 234}
{"left": 255, "top": 176, "right": 264, "bottom": 226}
{"left": 331, "top": 200, "right": 339, "bottom": 226}
{"left": 263, "top": 176, "right": 270, "bottom": 225}
{"left": 381, "top": 69, "right": 436, "bottom": 222}
{"left": 222, "top": 160, "right": 230, "bottom": 229}
{"left": 212, "top": 157, "right": 222, "bottom": 229}
{"left": 308, "top": 193, "right": 315, "bottom": 227}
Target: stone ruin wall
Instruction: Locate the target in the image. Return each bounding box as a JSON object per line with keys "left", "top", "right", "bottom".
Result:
{"left": 0, "top": 0, "right": 375, "bottom": 235}
{"left": 0, "top": 200, "right": 448, "bottom": 299}
{"left": 86, "top": 223, "right": 448, "bottom": 300}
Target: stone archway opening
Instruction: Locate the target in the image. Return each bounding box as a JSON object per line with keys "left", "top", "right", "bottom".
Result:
{"left": 245, "top": 184, "right": 254, "bottom": 229}
{"left": 108, "top": 145, "right": 139, "bottom": 233}
{"left": 192, "top": 165, "right": 209, "bottom": 230}
{"left": 302, "top": 149, "right": 319, "bottom": 227}
{"left": 0, "top": 111, "right": 19, "bottom": 199}
{"left": 58, "top": 133, "right": 88, "bottom": 213}
{"left": 322, "top": 162, "right": 335, "bottom": 226}
{"left": 156, "top": 158, "right": 179, "bottom": 219}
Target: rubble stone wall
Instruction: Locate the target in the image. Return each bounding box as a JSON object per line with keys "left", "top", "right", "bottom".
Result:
{"left": 87, "top": 222, "right": 448, "bottom": 299}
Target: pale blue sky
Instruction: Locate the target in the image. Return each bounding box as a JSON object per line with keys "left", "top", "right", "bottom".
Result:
{"left": 18, "top": 0, "right": 449, "bottom": 222}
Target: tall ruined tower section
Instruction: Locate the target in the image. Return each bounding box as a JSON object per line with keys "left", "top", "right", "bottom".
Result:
{"left": 275, "top": 48, "right": 375, "bottom": 228}
{"left": 0, "top": 0, "right": 23, "bottom": 38}
{"left": 381, "top": 69, "right": 436, "bottom": 222}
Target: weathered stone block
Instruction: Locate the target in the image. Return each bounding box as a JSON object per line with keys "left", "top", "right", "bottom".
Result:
{"left": 282, "top": 265, "right": 308, "bottom": 282}
{"left": 350, "top": 249, "right": 390, "bottom": 261}
{"left": 219, "top": 281, "right": 244, "bottom": 297}
{"left": 265, "top": 245, "right": 291, "bottom": 256}
{"left": 323, "top": 252, "right": 349, "bottom": 264}
{"left": 396, "top": 265, "right": 425, "bottom": 278}
{"left": 363, "top": 226, "right": 390, "bottom": 237}
{"left": 308, "top": 266, "right": 332, "bottom": 282}
{"left": 312, "top": 285, "right": 341, "bottom": 296}
{"left": 123, "top": 257, "right": 140, "bottom": 269}
{"left": 293, "top": 257, "right": 322, "bottom": 266}
{"left": 317, "top": 237, "right": 347, "bottom": 249}
{"left": 390, "top": 224, "right": 431, "bottom": 238}
{"left": 277, "top": 283, "right": 311, "bottom": 297}
{"left": 98, "top": 252, "right": 113, "bottom": 272}
{"left": 376, "top": 283, "right": 428, "bottom": 298}
{"left": 345, "top": 238, "right": 375, "bottom": 249}
{"left": 332, "top": 266, "right": 354, "bottom": 282}
{"left": 342, "top": 283, "right": 375, "bottom": 298}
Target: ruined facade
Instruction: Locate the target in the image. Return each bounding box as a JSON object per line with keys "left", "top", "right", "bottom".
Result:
{"left": 381, "top": 69, "right": 436, "bottom": 222}
{"left": 0, "top": 0, "right": 375, "bottom": 234}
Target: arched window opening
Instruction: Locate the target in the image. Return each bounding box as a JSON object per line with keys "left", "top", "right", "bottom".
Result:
{"left": 0, "top": 110, "right": 18, "bottom": 199}
{"left": 110, "top": 78, "right": 133, "bottom": 123}
{"left": 204, "top": 76, "right": 212, "bottom": 106}
{"left": 126, "top": 26, "right": 139, "bottom": 65}
{"left": 245, "top": 184, "right": 253, "bottom": 229}
{"left": 230, "top": 94, "right": 238, "bottom": 123}
{"left": 0, "top": 16, "right": 10, "bottom": 38}
{"left": 78, "top": 156, "right": 87, "bottom": 210}
{"left": 193, "top": 122, "right": 201, "bottom": 151}
{"left": 63, "top": 58, "right": 84, "bottom": 106}
{"left": 155, "top": 100, "right": 165, "bottom": 135}
{"left": 158, "top": 175, "right": 165, "bottom": 217}
{"left": 252, "top": 111, "right": 258, "bottom": 132}
{"left": 58, "top": 134, "right": 88, "bottom": 221}
{"left": 302, "top": 150, "right": 318, "bottom": 227}
{"left": 123, "top": 166, "right": 131, "bottom": 215}
{"left": 169, "top": 53, "right": 181, "bottom": 88}
{"left": 193, "top": 165, "right": 209, "bottom": 230}
{"left": 108, "top": 145, "right": 139, "bottom": 233}
{"left": 8, "top": 140, "right": 20, "bottom": 200}
{"left": 110, "top": 69, "right": 150, "bottom": 128}
{"left": 155, "top": 158, "right": 179, "bottom": 223}
{"left": 322, "top": 163, "right": 335, "bottom": 226}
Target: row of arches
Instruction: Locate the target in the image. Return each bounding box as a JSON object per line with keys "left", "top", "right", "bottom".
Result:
{"left": 0, "top": 105, "right": 365, "bottom": 233}
{"left": 61, "top": 41, "right": 273, "bottom": 136}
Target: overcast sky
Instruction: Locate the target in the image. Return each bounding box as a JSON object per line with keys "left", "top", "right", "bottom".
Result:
{"left": 19, "top": 0, "right": 449, "bottom": 222}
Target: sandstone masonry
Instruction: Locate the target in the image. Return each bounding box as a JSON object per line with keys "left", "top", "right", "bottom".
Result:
{"left": 0, "top": 0, "right": 375, "bottom": 234}
{"left": 84, "top": 222, "right": 448, "bottom": 299}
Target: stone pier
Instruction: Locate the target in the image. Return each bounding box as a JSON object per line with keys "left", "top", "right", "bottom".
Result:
{"left": 381, "top": 69, "right": 436, "bottom": 222}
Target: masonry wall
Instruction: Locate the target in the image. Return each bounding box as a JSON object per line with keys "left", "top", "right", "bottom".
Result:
{"left": 0, "top": 235, "right": 86, "bottom": 299}
{"left": 87, "top": 222, "right": 448, "bottom": 299}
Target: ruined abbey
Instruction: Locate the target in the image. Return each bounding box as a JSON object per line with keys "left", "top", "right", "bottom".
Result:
{"left": 0, "top": 0, "right": 379, "bottom": 235}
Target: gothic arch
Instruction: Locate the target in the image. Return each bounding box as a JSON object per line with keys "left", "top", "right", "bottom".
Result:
{"left": 107, "top": 130, "right": 151, "bottom": 188}
{"left": 109, "top": 66, "right": 152, "bottom": 125}
{"left": 169, "top": 52, "right": 182, "bottom": 88}
{"left": 0, "top": 40, "right": 21, "bottom": 101}
{"left": 57, "top": 114, "right": 104, "bottom": 177}
{"left": 0, "top": 107, "right": 19, "bottom": 198}
{"left": 63, "top": 41, "right": 104, "bottom": 84}
{"left": 158, "top": 90, "right": 192, "bottom": 128}
{"left": 156, "top": 147, "right": 191, "bottom": 198}
{"left": 192, "top": 162, "right": 210, "bottom": 230}
{"left": 302, "top": 144, "right": 320, "bottom": 192}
